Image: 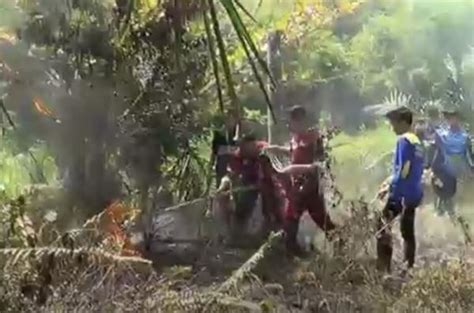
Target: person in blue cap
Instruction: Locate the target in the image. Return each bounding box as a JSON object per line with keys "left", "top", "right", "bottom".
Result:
{"left": 376, "top": 106, "right": 425, "bottom": 273}
{"left": 430, "top": 107, "right": 473, "bottom": 215}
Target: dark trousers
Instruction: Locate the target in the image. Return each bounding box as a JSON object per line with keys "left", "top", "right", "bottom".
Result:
{"left": 376, "top": 199, "right": 418, "bottom": 272}
{"left": 234, "top": 187, "right": 259, "bottom": 226}
{"left": 431, "top": 171, "right": 457, "bottom": 217}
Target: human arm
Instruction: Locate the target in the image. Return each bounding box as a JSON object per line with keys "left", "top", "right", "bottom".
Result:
{"left": 278, "top": 163, "right": 320, "bottom": 175}
{"left": 264, "top": 145, "right": 291, "bottom": 154}
{"left": 376, "top": 175, "right": 393, "bottom": 199}
{"left": 465, "top": 136, "right": 474, "bottom": 169}
{"left": 216, "top": 175, "right": 232, "bottom": 193}
{"left": 390, "top": 138, "right": 413, "bottom": 194}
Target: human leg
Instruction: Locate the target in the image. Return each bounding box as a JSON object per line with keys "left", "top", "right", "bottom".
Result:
{"left": 400, "top": 204, "right": 416, "bottom": 268}
{"left": 234, "top": 187, "right": 259, "bottom": 227}
{"left": 213, "top": 177, "right": 234, "bottom": 242}
{"left": 306, "top": 191, "right": 336, "bottom": 235}
{"left": 260, "top": 180, "right": 284, "bottom": 229}
{"left": 376, "top": 201, "right": 400, "bottom": 272}
{"left": 284, "top": 195, "right": 304, "bottom": 255}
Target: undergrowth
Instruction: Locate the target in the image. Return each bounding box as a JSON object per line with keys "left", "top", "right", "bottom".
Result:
{"left": 0, "top": 188, "right": 472, "bottom": 312}
{"left": 0, "top": 126, "right": 473, "bottom": 312}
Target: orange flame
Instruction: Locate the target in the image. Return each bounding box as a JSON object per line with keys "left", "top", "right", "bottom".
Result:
{"left": 33, "top": 96, "right": 55, "bottom": 118}
{"left": 104, "top": 200, "right": 141, "bottom": 257}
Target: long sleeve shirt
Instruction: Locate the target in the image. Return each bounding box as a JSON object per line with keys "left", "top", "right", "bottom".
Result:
{"left": 434, "top": 126, "right": 472, "bottom": 177}
{"left": 389, "top": 132, "right": 424, "bottom": 205}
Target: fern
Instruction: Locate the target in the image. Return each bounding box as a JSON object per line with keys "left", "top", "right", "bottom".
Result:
{"left": 0, "top": 247, "right": 152, "bottom": 273}
{"left": 383, "top": 89, "right": 412, "bottom": 108}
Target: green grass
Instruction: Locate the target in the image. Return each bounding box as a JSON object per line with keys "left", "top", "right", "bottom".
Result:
{"left": 330, "top": 123, "right": 396, "bottom": 198}
{"left": 331, "top": 123, "right": 395, "bottom": 166}
{"left": 0, "top": 143, "right": 58, "bottom": 198}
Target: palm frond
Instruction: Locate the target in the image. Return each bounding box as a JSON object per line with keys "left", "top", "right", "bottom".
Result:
{"left": 223, "top": 0, "right": 276, "bottom": 87}
{"left": 208, "top": 0, "right": 240, "bottom": 118}
{"left": 0, "top": 247, "right": 152, "bottom": 273}
{"left": 221, "top": 1, "right": 276, "bottom": 122}
{"left": 220, "top": 0, "right": 276, "bottom": 122}
{"left": 233, "top": 0, "right": 259, "bottom": 24}
{"left": 202, "top": 0, "right": 224, "bottom": 113}
{"left": 383, "top": 89, "right": 412, "bottom": 108}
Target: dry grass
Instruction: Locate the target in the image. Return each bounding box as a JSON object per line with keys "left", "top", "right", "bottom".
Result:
{"left": 1, "top": 126, "right": 474, "bottom": 312}
{"left": 1, "top": 194, "right": 473, "bottom": 312}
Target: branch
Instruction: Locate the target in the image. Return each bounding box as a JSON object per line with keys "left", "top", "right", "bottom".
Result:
{"left": 218, "top": 230, "right": 285, "bottom": 293}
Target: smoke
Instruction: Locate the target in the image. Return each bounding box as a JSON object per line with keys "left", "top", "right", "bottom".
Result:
{"left": 0, "top": 25, "right": 130, "bottom": 216}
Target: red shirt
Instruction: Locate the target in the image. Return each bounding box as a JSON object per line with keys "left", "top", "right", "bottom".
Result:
{"left": 228, "top": 141, "right": 268, "bottom": 185}
{"left": 290, "top": 129, "right": 323, "bottom": 164}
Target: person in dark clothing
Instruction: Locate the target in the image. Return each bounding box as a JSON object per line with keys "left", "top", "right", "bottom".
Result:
{"left": 376, "top": 106, "right": 424, "bottom": 273}
{"left": 210, "top": 114, "right": 238, "bottom": 187}
{"left": 227, "top": 135, "right": 268, "bottom": 228}
{"left": 214, "top": 134, "right": 284, "bottom": 241}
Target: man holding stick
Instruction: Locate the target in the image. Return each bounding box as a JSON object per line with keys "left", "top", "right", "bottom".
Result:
{"left": 376, "top": 106, "right": 424, "bottom": 273}
{"left": 265, "top": 105, "right": 339, "bottom": 256}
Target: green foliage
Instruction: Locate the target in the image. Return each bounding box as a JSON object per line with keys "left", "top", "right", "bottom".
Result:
{"left": 0, "top": 1, "right": 25, "bottom": 30}
{"left": 0, "top": 137, "right": 57, "bottom": 198}
{"left": 331, "top": 123, "right": 395, "bottom": 197}
{"left": 348, "top": 0, "right": 474, "bottom": 101}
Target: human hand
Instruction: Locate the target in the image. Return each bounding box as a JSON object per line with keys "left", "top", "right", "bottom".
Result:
{"left": 377, "top": 184, "right": 389, "bottom": 200}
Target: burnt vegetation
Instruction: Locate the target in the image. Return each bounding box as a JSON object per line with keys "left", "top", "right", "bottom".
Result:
{"left": 0, "top": 0, "right": 474, "bottom": 312}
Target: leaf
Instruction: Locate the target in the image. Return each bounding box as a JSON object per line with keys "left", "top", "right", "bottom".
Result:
{"left": 221, "top": 0, "right": 276, "bottom": 122}
{"left": 202, "top": 1, "right": 224, "bottom": 113}
{"left": 208, "top": 0, "right": 239, "bottom": 117}
{"left": 233, "top": 0, "right": 259, "bottom": 25}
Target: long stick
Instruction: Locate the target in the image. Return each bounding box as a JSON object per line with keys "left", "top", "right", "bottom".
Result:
{"left": 218, "top": 230, "right": 284, "bottom": 293}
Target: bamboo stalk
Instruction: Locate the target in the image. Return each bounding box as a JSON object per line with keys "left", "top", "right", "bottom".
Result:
{"left": 208, "top": 0, "right": 240, "bottom": 121}
{"left": 218, "top": 230, "right": 284, "bottom": 293}
{"left": 202, "top": 1, "right": 225, "bottom": 113}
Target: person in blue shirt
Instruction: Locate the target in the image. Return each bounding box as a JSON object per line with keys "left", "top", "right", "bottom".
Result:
{"left": 376, "top": 106, "right": 424, "bottom": 273}
{"left": 437, "top": 109, "right": 473, "bottom": 178}
{"left": 430, "top": 108, "right": 473, "bottom": 215}
{"left": 425, "top": 107, "right": 446, "bottom": 139}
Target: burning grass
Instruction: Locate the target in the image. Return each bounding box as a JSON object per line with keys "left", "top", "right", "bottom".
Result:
{"left": 0, "top": 188, "right": 473, "bottom": 312}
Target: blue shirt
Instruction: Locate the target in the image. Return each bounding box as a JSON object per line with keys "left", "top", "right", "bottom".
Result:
{"left": 436, "top": 127, "right": 469, "bottom": 156}
{"left": 389, "top": 133, "right": 424, "bottom": 204}
{"left": 434, "top": 126, "right": 471, "bottom": 177}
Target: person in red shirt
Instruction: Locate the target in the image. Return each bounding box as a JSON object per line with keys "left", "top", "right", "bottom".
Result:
{"left": 265, "top": 106, "right": 338, "bottom": 255}
{"left": 214, "top": 134, "right": 284, "bottom": 241}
